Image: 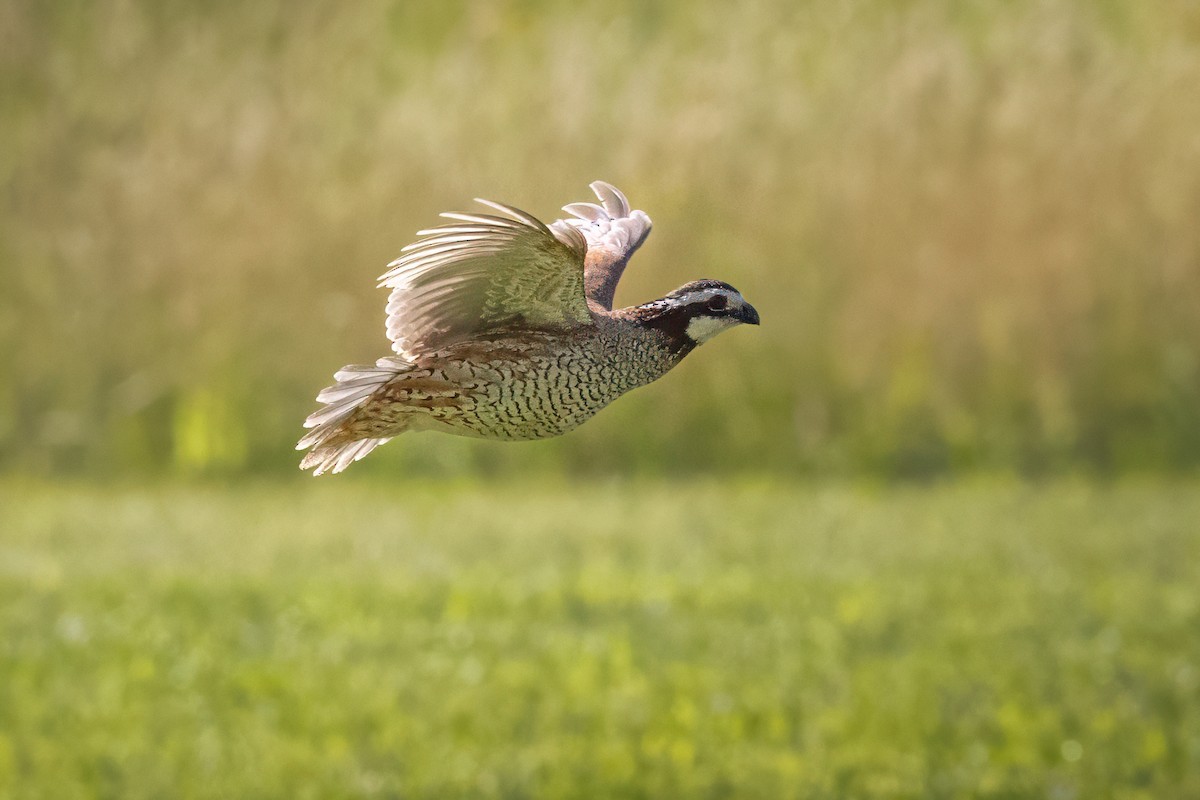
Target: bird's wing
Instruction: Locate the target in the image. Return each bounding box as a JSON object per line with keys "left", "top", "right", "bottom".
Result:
{"left": 551, "top": 181, "right": 653, "bottom": 311}
{"left": 378, "top": 199, "right": 591, "bottom": 358}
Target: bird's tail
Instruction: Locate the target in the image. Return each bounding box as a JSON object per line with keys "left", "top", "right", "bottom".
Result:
{"left": 296, "top": 356, "right": 408, "bottom": 475}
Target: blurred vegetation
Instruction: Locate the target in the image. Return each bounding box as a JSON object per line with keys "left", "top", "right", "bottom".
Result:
{"left": 3, "top": 0, "right": 1200, "bottom": 478}
{"left": 2, "top": 479, "right": 1198, "bottom": 797}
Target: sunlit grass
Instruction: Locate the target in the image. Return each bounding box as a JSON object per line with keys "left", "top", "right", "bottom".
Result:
{"left": 2, "top": 479, "right": 1197, "bottom": 797}
{"left": 2, "top": 1, "right": 1199, "bottom": 477}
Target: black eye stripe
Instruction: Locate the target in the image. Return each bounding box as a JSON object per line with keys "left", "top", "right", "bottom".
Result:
{"left": 706, "top": 295, "right": 728, "bottom": 311}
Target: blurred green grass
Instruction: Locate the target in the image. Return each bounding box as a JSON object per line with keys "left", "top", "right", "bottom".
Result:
{"left": 3, "top": 0, "right": 1200, "bottom": 478}
{"left": 2, "top": 479, "right": 1198, "bottom": 797}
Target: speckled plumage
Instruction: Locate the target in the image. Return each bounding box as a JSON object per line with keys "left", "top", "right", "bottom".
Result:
{"left": 298, "top": 182, "right": 759, "bottom": 474}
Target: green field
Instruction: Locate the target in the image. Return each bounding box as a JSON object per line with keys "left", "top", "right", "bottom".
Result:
{"left": 2, "top": 480, "right": 1197, "bottom": 798}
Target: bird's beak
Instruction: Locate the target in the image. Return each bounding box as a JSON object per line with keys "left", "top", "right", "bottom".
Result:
{"left": 736, "top": 302, "right": 760, "bottom": 326}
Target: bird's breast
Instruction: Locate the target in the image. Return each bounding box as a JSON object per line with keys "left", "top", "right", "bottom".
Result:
{"left": 411, "top": 327, "right": 680, "bottom": 440}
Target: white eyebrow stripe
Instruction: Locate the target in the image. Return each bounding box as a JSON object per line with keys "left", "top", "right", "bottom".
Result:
{"left": 679, "top": 288, "right": 742, "bottom": 306}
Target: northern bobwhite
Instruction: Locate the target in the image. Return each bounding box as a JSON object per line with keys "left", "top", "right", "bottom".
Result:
{"left": 298, "top": 181, "right": 759, "bottom": 474}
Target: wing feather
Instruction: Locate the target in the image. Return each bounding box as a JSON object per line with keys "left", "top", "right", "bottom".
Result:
{"left": 378, "top": 199, "right": 590, "bottom": 358}
{"left": 553, "top": 181, "right": 653, "bottom": 311}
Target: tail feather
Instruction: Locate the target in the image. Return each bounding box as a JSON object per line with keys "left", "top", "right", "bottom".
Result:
{"left": 297, "top": 356, "right": 408, "bottom": 475}
{"left": 298, "top": 435, "right": 390, "bottom": 476}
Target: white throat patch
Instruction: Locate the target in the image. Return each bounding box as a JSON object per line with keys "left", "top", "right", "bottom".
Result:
{"left": 685, "top": 314, "right": 737, "bottom": 343}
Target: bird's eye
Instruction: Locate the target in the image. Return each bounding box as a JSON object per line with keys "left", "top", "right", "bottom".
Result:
{"left": 707, "top": 295, "right": 728, "bottom": 311}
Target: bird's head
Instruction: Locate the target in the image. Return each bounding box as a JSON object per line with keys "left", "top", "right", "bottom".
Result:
{"left": 631, "top": 279, "right": 760, "bottom": 352}
{"left": 669, "top": 280, "right": 760, "bottom": 343}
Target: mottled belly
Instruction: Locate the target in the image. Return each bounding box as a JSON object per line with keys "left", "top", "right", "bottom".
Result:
{"left": 355, "top": 332, "right": 675, "bottom": 443}
{"left": 437, "top": 354, "right": 623, "bottom": 440}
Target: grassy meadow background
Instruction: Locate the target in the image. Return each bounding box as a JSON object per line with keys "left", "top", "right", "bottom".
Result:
{"left": 4, "top": 0, "right": 1199, "bottom": 477}
{"left": 3, "top": 1, "right": 1200, "bottom": 797}
{"left": 2, "top": 480, "right": 1198, "bottom": 798}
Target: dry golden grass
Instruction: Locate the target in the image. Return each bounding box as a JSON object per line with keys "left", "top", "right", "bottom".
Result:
{"left": 2, "top": 1, "right": 1199, "bottom": 476}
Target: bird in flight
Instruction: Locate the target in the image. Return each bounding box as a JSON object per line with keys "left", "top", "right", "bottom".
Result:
{"left": 298, "top": 181, "right": 759, "bottom": 474}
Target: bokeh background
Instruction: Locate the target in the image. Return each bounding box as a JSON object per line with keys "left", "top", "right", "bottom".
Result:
{"left": 3, "top": 1, "right": 1200, "bottom": 797}
{"left": 5, "top": 0, "right": 1199, "bottom": 479}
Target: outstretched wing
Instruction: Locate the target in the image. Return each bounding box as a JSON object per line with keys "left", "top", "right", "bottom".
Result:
{"left": 551, "top": 181, "right": 653, "bottom": 311}
{"left": 379, "top": 199, "right": 591, "bottom": 358}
